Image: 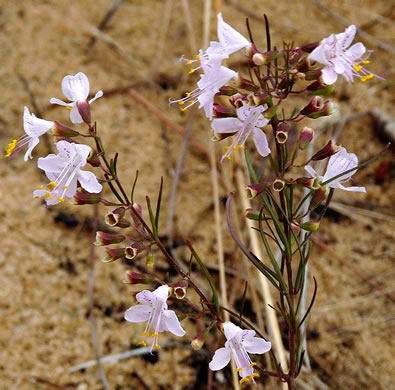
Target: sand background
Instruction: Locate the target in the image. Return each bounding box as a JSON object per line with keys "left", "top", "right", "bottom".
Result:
{"left": 0, "top": 0, "right": 394, "bottom": 389}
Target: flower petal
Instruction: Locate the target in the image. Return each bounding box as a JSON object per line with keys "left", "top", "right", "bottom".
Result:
{"left": 49, "top": 98, "right": 70, "bottom": 107}
{"left": 136, "top": 289, "right": 156, "bottom": 306}
{"left": 37, "top": 154, "right": 65, "bottom": 173}
{"left": 211, "top": 118, "right": 242, "bottom": 134}
{"left": 345, "top": 42, "right": 366, "bottom": 61}
{"left": 321, "top": 66, "right": 338, "bottom": 85}
{"left": 223, "top": 322, "right": 242, "bottom": 341}
{"left": 336, "top": 183, "right": 366, "bottom": 192}
{"left": 24, "top": 137, "right": 39, "bottom": 161}
{"left": 217, "top": 13, "right": 250, "bottom": 55}
{"left": 70, "top": 104, "right": 83, "bottom": 124}
{"left": 153, "top": 285, "right": 170, "bottom": 302}
{"left": 304, "top": 165, "right": 318, "bottom": 178}
{"left": 252, "top": 128, "right": 271, "bottom": 157}
{"left": 336, "top": 25, "right": 356, "bottom": 51}
{"left": 61, "top": 72, "right": 90, "bottom": 102}
{"left": 209, "top": 347, "right": 232, "bottom": 371}
{"left": 161, "top": 309, "right": 186, "bottom": 337}
{"left": 78, "top": 170, "right": 102, "bottom": 193}
{"left": 74, "top": 144, "right": 92, "bottom": 164}
{"left": 243, "top": 337, "right": 272, "bottom": 354}
{"left": 124, "top": 304, "right": 152, "bottom": 323}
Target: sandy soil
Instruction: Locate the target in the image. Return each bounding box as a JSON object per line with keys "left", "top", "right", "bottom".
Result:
{"left": 0, "top": 0, "right": 394, "bottom": 389}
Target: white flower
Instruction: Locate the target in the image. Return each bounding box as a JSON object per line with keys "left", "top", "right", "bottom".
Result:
{"left": 183, "top": 13, "right": 250, "bottom": 73}
{"left": 5, "top": 106, "right": 55, "bottom": 161}
{"left": 305, "top": 146, "right": 366, "bottom": 192}
{"left": 171, "top": 63, "right": 237, "bottom": 119}
{"left": 308, "top": 25, "right": 380, "bottom": 85}
{"left": 50, "top": 72, "right": 103, "bottom": 123}
{"left": 209, "top": 322, "right": 271, "bottom": 385}
{"left": 124, "top": 285, "right": 186, "bottom": 352}
{"left": 33, "top": 141, "right": 102, "bottom": 205}
{"left": 211, "top": 105, "right": 270, "bottom": 162}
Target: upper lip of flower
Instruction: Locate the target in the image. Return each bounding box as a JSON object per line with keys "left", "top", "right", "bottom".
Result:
{"left": 49, "top": 72, "right": 103, "bottom": 123}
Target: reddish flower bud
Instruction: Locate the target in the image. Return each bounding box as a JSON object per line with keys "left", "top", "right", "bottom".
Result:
{"left": 301, "top": 97, "right": 334, "bottom": 119}
{"left": 94, "top": 231, "right": 125, "bottom": 246}
{"left": 246, "top": 183, "right": 266, "bottom": 199}
{"left": 87, "top": 149, "right": 100, "bottom": 167}
{"left": 49, "top": 122, "right": 79, "bottom": 138}
{"left": 300, "top": 41, "right": 319, "bottom": 53}
{"left": 310, "top": 186, "right": 329, "bottom": 211}
{"left": 218, "top": 85, "right": 238, "bottom": 96}
{"left": 76, "top": 99, "right": 91, "bottom": 124}
{"left": 230, "top": 75, "right": 259, "bottom": 92}
{"left": 125, "top": 243, "right": 142, "bottom": 260}
{"left": 213, "top": 104, "right": 237, "bottom": 118}
{"left": 101, "top": 247, "right": 126, "bottom": 263}
{"left": 299, "top": 127, "right": 314, "bottom": 150}
{"left": 123, "top": 271, "right": 154, "bottom": 285}
{"left": 252, "top": 50, "right": 279, "bottom": 66}
{"left": 71, "top": 190, "right": 101, "bottom": 205}
{"left": 311, "top": 140, "right": 340, "bottom": 161}
{"left": 296, "top": 176, "right": 320, "bottom": 190}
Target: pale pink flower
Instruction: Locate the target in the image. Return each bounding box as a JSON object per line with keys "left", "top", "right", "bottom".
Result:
{"left": 5, "top": 107, "right": 55, "bottom": 161}
{"left": 33, "top": 141, "right": 102, "bottom": 205}
{"left": 305, "top": 146, "right": 366, "bottom": 192}
{"left": 211, "top": 105, "right": 270, "bottom": 162}
{"left": 309, "top": 25, "right": 378, "bottom": 85}
{"left": 50, "top": 72, "right": 103, "bottom": 123}
{"left": 209, "top": 322, "right": 271, "bottom": 385}
{"left": 124, "top": 285, "right": 186, "bottom": 352}
{"left": 183, "top": 13, "right": 250, "bottom": 73}
{"left": 170, "top": 63, "right": 237, "bottom": 119}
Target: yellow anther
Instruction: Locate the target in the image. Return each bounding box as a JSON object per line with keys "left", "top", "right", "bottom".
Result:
{"left": 239, "top": 377, "right": 251, "bottom": 384}
{"left": 65, "top": 106, "right": 72, "bottom": 110}
{"left": 185, "top": 92, "right": 191, "bottom": 97}
{"left": 224, "top": 146, "right": 229, "bottom": 152}
{"left": 195, "top": 55, "right": 201, "bottom": 60}
{"left": 178, "top": 101, "right": 185, "bottom": 106}
{"left": 45, "top": 192, "right": 53, "bottom": 199}
{"left": 180, "top": 107, "right": 186, "bottom": 112}
{"left": 353, "top": 63, "right": 363, "bottom": 72}
{"left": 235, "top": 368, "right": 243, "bottom": 373}
{"left": 250, "top": 373, "right": 260, "bottom": 379}
{"left": 62, "top": 185, "right": 69, "bottom": 190}
{"left": 56, "top": 197, "right": 65, "bottom": 203}
{"left": 36, "top": 185, "right": 44, "bottom": 190}
{"left": 5, "top": 139, "right": 17, "bottom": 157}
{"left": 48, "top": 181, "right": 57, "bottom": 188}
{"left": 232, "top": 146, "right": 238, "bottom": 151}
{"left": 35, "top": 196, "right": 42, "bottom": 200}
{"left": 250, "top": 362, "right": 257, "bottom": 368}
{"left": 151, "top": 333, "right": 160, "bottom": 338}
{"left": 141, "top": 332, "right": 150, "bottom": 336}
{"left": 188, "top": 68, "right": 196, "bottom": 74}
{"left": 137, "top": 341, "right": 148, "bottom": 346}
{"left": 362, "top": 60, "right": 371, "bottom": 64}
{"left": 186, "top": 61, "right": 192, "bottom": 65}
{"left": 153, "top": 344, "right": 161, "bottom": 349}
{"left": 225, "top": 155, "right": 232, "bottom": 160}
{"left": 361, "top": 76, "right": 368, "bottom": 82}
{"left": 366, "top": 74, "right": 374, "bottom": 80}
{"left": 237, "top": 145, "right": 245, "bottom": 150}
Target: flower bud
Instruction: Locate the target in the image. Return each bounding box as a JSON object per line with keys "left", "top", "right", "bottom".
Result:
{"left": 304, "top": 70, "right": 322, "bottom": 81}
{"left": 212, "top": 104, "right": 237, "bottom": 118}
{"left": 105, "top": 207, "right": 126, "bottom": 226}
{"left": 146, "top": 251, "right": 155, "bottom": 269}
{"left": 252, "top": 50, "right": 279, "bottom": 66}
{"left": 230, "top": 93, "right": 247, "bottom": 108}
{"left": 246, "top": 183, "right": 265, "bottom": 199}
{"left": 218, "top": 85, "right": 238, "bottom": 96}
{"left": 272, "top": 178, "right": 285, "bottom": 192}
{"left": 311, "top": 140, "right": 340, "bottom": 161}
{"left": 101, "top": 247, "right": 126, "bottom": 263}
{"left": 87, "top": 149, "right": 100, "bottom": 167}
{"left": 123, "top": 271, "right": 154, "bottom": 285}
{"left": 71, "top": 190, "right": 101, "bottom": 205}
{"left": 170, "top": 280, "right": 188, "bottom": 300}
{"left": 300, "top": 42, "right": 319, "bottom": 53}
{"left": 49, "top": 122, "right": 79, "bottom": 138}
{"left": 125, "top": 243, "right": 143, "bottom": 260}
{"left": 300, "top": 96, "right": 324, "bottom": 116}
{"left": 251, "top": 94, "right": 272, "bottom": 106}
{"left": 245, "top": 208, "right": 269, "bottom": 221}
{"left": 299, "top": 127, "right": 314, "bottom": 150}
{"left": 299, "top": 220, "right": 320, "bottom": 232}
{"left": 297, "top": 56, "right": 315, "bottom": 72}
{"left": 230, "top": 75, "right": 259, "bottom": 92}
{"left": 77, "top": 99, "right": 91, "bottom": 124}
{"left": 276, "top": 123, "right": 289, "bottom": 144}
{"left": 309, "top": 186, "right": 329, "bottom": 211}
{"left": 94, "top": 231, "right": 125, "bottom": 246}
{"left": 307, "top": 78, "right": 335, "bottom": 94}
{"left": 296, "top": 177, "right": 320, "bottom": 190}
